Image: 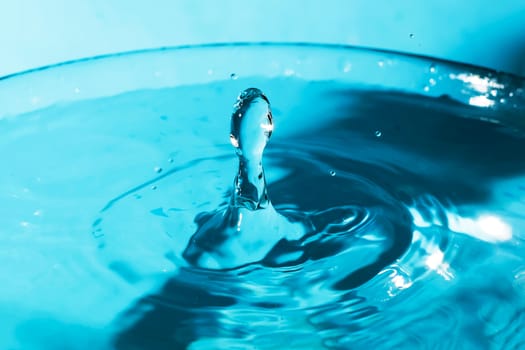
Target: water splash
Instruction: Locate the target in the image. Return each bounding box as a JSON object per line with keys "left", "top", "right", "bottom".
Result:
{"left": 182, "top": 88, "right": 308, "bottom": 269}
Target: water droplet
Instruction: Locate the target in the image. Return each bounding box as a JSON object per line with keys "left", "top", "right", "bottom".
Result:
{"left": 375, "top": 130, "right": 382, "bottom": 137}
{"left": 409, "top": 33, "right": 415, "bottom": 39}
{"left": 230, "top": 88, "right": 273, "bottom": 158}
{"left": 329, "top": 170, "right": 336, "bottom": 177}
{"left": 182, "top": 87, "right": 308, "bottom": 269}
{"left": 151, "top": 185, "right": 157, "bottom": 190}
{"left": 230, "top": 134, "right": 239, "bottom": 148}
{"left": 429, "top": 78, "right": 436, "bottom": 86}
{"left": 154, "top": 166, "right": 163, "bottom": 173}
{"left": 230, "top": 73, "right": 238, "bottom": 80}
{"left": 429, "top": 64, "right": 437, "bottom": 73}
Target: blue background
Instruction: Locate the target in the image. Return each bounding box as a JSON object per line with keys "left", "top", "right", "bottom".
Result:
{"left": 1, "top": 0, "right": 524, "bottom": 77}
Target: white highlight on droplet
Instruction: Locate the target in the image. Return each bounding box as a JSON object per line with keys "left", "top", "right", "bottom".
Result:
{"left": 260, "top": 122, "right": 274, "bottom": 133}
{"left": 230, "top": 134, "right": 239, "bottom": 148}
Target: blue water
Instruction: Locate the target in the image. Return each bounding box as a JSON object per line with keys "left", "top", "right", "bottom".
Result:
{"left": 1, "top": 78, "right": 525, "bottom": 349}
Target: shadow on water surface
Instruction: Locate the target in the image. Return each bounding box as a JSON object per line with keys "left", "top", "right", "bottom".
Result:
{"left": 113, "top": 89, "right": 525, "bottom": 349}
{"left": 322, "top": 90, "right": 525, "bottom": 204}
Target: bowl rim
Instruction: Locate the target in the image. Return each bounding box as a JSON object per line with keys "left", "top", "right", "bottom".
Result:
{"left": 0, "top": 41, "right": 523, "bottom": 129}
{"left": 1, "top": 42, "right": 524, "bottom": 83}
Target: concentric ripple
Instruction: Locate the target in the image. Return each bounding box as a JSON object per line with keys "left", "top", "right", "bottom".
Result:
{"left": 94, "top": 136, "right": 419, "bottom": 349}
{"left": 2, "top": 76, "right": 523, "bottom": 349}
{"left": 82, "top": 79, "right": 525, "bottom": 349}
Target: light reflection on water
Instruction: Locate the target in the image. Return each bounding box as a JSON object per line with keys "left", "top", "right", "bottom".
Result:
{"left": 1, "top": 76, "right": 524, "bottom": 349}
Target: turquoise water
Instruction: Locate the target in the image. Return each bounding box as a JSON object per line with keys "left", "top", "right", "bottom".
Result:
{"left": 1, "top": 77, "right": 525, "bottom": 349}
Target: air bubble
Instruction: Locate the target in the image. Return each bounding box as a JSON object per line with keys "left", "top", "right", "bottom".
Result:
{"left": 409, "top": 33, "right": 415, "bottom": 39}
{"left": 429, "top": 78, "right": 436, "bottom": 86}
{"left": 423, "top": 86, "right": 430, "bottom": 92}
{"left": 151, "top": 185, "right": 157, "bottom": 190}
{"left": 378, "top": 60, "right": 385, "bottom": 68}
{"left": 429, "top": 64, "right": 437, "bottom": 73}
{"left": 329, "top": 170, "right": 336, "bottom": 177}
{"left": 375, "top": 130, "right": 382, "bottom": 137}
{"left": 168, "top": 158, "right": 174, "bottom": 163}
{"left": 154, "top": 166, "right": 163, "bottom": 173}
{"left": 230, "top": 73, "right": 238, "bottom": 80}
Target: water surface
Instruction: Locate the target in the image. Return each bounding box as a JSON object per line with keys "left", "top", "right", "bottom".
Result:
{"left": 1, "top": 78, "right": 525, "bottom": 349}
